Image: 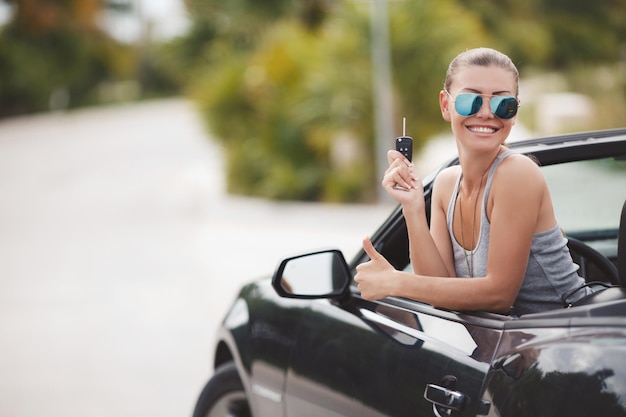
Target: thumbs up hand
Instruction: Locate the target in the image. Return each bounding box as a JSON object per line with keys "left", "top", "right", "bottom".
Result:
{"left": 354, "top": 236, "right": 396, "bottom": 300}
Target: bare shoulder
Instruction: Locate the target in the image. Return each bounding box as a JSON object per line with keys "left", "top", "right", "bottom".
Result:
{"left": 433, "top": 165, "right": 461, "bottom": 189}
{"left": 491, "top": 152, "right": 556, "bottom": 232}
{"left": 432, "top": 165, "right": 461, "bottom": 208}
{"left": 495, "top": 152, "right": 546, "bottom": 193}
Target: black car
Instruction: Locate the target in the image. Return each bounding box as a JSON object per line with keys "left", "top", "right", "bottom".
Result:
{"left": 194, "top": 129, "right": 626, "bottom": 417}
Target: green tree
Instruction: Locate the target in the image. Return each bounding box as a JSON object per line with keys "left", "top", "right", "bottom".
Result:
{"left": 193, "top": 8, "right": 375, "bottom": 201}
{"left": 181, "top": 0, "right": 491, "bottom": 202}
{"left": 459, "top": 0, "right": 626, "bottom": 68}
{"left": 0, "top": 0, "right": 175, "bottom": 117}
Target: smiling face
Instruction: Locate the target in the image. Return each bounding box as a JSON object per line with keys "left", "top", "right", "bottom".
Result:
{"left": 441, "top": 65, "right": 518, "bottom": 151}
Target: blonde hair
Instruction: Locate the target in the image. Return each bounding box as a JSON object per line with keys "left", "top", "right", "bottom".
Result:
{"left": 444, "top": 48, "right": 519, "bottom": 96}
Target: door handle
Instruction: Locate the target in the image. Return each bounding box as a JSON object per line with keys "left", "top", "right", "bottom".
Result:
{"left": 424, "top": 383, "right": 491, "bottom": 416}
{"left": 424, "top": 383, "right": 466, "bottom": 411}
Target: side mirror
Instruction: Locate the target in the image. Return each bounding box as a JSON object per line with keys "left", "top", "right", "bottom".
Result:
{"left": 271, "top": 249, "right": 351, "bottom": 300}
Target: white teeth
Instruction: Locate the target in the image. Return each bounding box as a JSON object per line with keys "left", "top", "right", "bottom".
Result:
{"left": 469, "top": 126, "right": 496, "bottom": 134}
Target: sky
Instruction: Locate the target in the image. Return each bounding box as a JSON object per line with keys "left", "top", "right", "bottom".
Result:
{"left": 104, "top": 0, "right": 190, "bottom": 42}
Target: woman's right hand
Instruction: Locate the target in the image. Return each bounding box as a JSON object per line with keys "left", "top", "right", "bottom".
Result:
{"left": 382, "top": 150, "right": 424, "bottom": 209}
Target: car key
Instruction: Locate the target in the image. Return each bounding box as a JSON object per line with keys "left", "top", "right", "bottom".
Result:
{"left": 393, "top": 117, "right": 413, "bottom": 191}
{"left": 395, "top": 117, "right": 413, "bottom": 162}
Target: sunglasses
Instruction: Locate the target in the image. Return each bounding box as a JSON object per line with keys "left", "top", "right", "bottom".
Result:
{"left": 445, "top": 90, "right": 519, "bottom": 120}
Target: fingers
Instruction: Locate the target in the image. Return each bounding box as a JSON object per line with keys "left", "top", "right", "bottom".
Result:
{"left": 362, "top": 236, "right": 381, "bottom": 261}
{"left": 382, "top": 165, "right": 420, "bottom": 192}
{"left": 356, "top": 237, "right": 393, "bottom": 300}
{"left": 387, "top": 149, "right": 411, "bottom": 166}
{"left": 384, "top": 150, "right": 418, "bottom": 191}
{"left": 354, "top": 256, "right": 373, "bottom": 299}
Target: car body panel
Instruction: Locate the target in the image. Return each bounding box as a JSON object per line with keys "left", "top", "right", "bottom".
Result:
{"left": 486, "top": 325, "right": 626, "bottom": 417}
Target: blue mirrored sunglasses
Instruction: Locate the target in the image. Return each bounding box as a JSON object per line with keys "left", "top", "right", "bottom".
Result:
{"left": 446, "top": 91, "right": 519, "bottom": 120}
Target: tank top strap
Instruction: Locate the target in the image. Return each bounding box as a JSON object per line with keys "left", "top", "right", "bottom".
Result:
{"left": 447, "top": 170, "right": 463, "bottom": 224}
{"left": 483, "top": 149, "right": 516, "bottom": 207}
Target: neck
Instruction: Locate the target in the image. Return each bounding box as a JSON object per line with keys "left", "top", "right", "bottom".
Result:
{"left": 458, "top": 146, "right": 503, "bottom": 188}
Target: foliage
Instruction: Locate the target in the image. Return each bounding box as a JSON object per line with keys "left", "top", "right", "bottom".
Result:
{"left": 184, "top": 0, "right": 493, "bottom": 202}
{"left": 460, "top": 0, "right": 626, "bottom": 68}
{"left": 0, "top": 24, "right": 128, "bottom": 116}
{"left": 192, "top": 10, "right": 375, "bottom": 201}
{"left": 0, "top": 0, "right": 180, "bottom": 117}
{"left": 2, "top": 0, "right": 624, "bottom": 201}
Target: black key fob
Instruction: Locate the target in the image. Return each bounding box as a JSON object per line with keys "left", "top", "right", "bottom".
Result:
{"left": 395, "top": 136, "right": 413, "bottom": 162}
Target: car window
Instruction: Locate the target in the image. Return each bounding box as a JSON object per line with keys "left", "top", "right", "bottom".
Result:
{"left": 542, "top": 157, "right": 626, "bottom": 233}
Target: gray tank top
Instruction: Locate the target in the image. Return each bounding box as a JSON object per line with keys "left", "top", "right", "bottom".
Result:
{"left": 446, "top": 150, "right": 588, "bottom": 316}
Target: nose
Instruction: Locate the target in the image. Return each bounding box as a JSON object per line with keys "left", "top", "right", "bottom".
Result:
{"left": 476, "top": 96, "right": 495, "bottom": 118}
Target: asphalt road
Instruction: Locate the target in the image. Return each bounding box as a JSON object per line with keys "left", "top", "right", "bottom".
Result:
{"left": 0, "top": 99, "right": 394, "bottom": 417}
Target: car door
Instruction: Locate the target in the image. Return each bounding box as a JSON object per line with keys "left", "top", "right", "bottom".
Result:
{"left": 283, "top": 294, "right": 504, "bottom": 417}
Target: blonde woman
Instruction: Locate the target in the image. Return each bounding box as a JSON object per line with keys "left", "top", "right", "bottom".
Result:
{"left": 355, "top": 47, "right": 588, "bottom": 316}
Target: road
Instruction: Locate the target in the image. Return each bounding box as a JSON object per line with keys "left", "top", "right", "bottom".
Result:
{"left": 0, "top": 99, "right": 395, "bottom": 417}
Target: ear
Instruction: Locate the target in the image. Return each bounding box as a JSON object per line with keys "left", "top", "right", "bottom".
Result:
{"left": 440, "top": 90, "right": 452, "bottom": 121}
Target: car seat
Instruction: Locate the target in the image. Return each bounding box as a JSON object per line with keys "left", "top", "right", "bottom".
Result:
{"left": 565, "top": 199, "right": 626, "bottom": 307}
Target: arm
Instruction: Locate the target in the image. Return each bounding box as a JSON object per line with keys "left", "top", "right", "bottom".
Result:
{"left": 404, "top": 169, "right": 456, "bottom": 277}
{"left": 382, "top": 151, "right": 455, "bottom": 277}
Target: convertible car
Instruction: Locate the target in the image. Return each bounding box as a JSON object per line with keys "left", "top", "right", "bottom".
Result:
{"left": 194, "top": 128, "right": 626, "bottom": 417}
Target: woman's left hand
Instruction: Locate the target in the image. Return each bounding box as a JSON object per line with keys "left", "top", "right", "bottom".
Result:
{"left": 355, "top": 236, "right": 396, "bottom": 300}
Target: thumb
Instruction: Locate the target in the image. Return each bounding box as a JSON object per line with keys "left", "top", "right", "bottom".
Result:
{"left": 362, "top": 236, "right": 382, "bottom": 261}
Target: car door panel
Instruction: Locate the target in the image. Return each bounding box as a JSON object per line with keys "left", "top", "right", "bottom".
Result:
{"left": 284, "top": 297, "right": 503, "bottom": 417}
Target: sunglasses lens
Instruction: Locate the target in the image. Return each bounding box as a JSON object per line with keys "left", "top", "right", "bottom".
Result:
{"left": 491, "top": 96, "right": 518, "bottom": 119}
{"left": 451, "top": 93, "right": 519, "bottom": 119}
{"left": 454, "top": 94, "right": 482, "bottom": 117}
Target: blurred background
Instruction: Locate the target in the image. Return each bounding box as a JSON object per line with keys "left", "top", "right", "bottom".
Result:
{"left": 0, "top": 0, "right": 624, "bottom": 416}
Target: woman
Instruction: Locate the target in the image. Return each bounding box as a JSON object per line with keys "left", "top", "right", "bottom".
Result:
{"left": 354, "top": 47, "right": 588, "bottom": 316}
